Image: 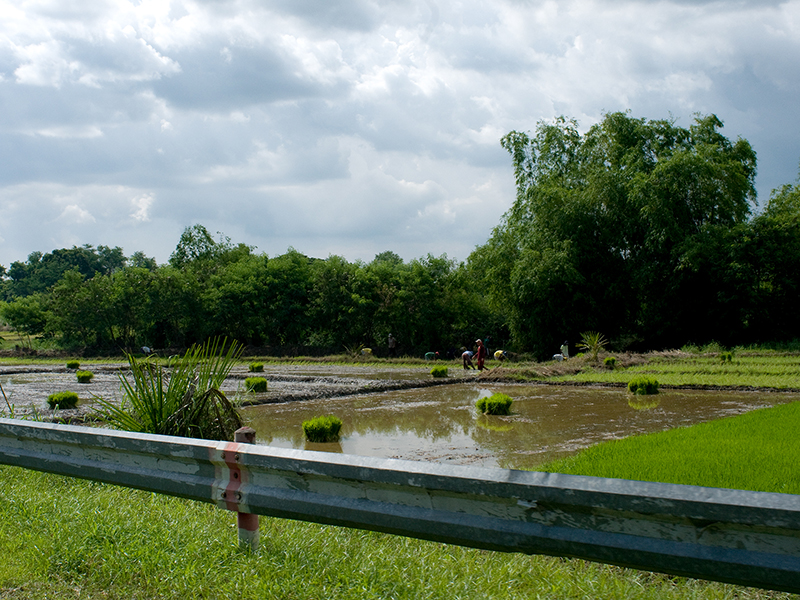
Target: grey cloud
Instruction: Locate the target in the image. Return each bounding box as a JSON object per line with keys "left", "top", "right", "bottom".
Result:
{"left": 269, "top": 0, "right": 383, "bottom": 31}
{"left": 152, "top": 43, "right": 335, "bottom": 110}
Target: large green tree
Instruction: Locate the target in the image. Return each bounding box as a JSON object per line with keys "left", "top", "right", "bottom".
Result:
{"left": 471, "top": 112, "right": 757, "bottom": 356}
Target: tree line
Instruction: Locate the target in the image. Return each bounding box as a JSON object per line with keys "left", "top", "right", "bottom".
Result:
{"left": 1, "top": 112, "right": 799, "bottom": 358}
{"left": 0, "top": 226, "right": 502, "bottom": 356}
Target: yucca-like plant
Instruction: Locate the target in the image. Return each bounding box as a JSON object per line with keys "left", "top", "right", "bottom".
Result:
{"left": 95, "top": 337, "right": 244, "bottom": 440}
{"left": 577, "top": 331, "right": 608, "bottom": 362}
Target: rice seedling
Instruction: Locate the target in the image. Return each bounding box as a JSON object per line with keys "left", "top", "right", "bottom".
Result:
{"left": 245, "top": 376, "right": 268, "bottom": 393}
{"left": 430, "top": 366, "right": 448, "bottom": 378}
{"left": 476, "top": 393, "right": 513, "bottom": 415}
{"left": 75, "top": 370, "right": 94, "bottom": 383}
{"left": 302, "top": 415, "right": 343, "bottom": 442}
{"left": 47, "top": 391, "right": 79, "bottom": 409}
{"left": 543, "top": 401, "right": 800, "bottom": 495}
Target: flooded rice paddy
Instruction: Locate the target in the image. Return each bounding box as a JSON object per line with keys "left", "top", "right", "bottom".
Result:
{"left": 244, "top": 382, "right": 800, "bottom": 471}
{"left": 1, "top": 363, "right": 797, "bottom": 471}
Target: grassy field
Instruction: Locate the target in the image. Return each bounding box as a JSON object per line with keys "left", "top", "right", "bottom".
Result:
{"left": 0, "top": 466, "right": 793, "bottom": 600}
{"left": 538, "top": 352, "right": 800, "bottom": 389}
{"left": 541, "top": 400, "right": 800, "bottom": 494}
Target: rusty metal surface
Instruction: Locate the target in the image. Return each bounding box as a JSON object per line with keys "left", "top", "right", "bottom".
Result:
{"left": 1, "top": 418, "right": 800, "bottom": 592}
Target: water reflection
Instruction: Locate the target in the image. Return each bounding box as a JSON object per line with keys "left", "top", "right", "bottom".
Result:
{"left": 243, "top": 384, "right": 798, "bottom": 471}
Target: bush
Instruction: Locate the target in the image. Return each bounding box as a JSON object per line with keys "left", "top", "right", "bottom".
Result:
{"left": 47, "top": 391, "right": 79, "bottom": 409}
{"left": 628, "top": 376, "right": 659, "bottom": 395}
{"left": 245, "top": 377, "right": 268, "bottom": 393}
{"left": 95, "top": 337, "right": 244, "bottom": 441}
{"left": 248, "top": 362, "right": 264, "bottom": 372}
{"left": 430, "top": 366, "right": 448, "bottom": 378}
{"left": 604, "top": 356, "right": 617, "bottom": 368}
{"left": 65, "top": 360, "right": 80, "bottom": 370}
{"left": 76, "top": 370, "right": 94, "bottom": 384}
{"left": 720, "top": 352, "right": 733, "bottom": 363}
{"left": 476, "top": 393, "right": 513, "bottom": 415}
{"left": 303, "top": 415, "right": 343, "bottom": 443}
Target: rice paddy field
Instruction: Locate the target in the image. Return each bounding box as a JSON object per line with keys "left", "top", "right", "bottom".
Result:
{"left": 551, "top": 353, "right": 800, "bottom": 389}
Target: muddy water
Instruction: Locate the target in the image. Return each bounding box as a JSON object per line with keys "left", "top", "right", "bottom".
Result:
{"left": 243, "top": 384, "right": 800, "bottom": 471}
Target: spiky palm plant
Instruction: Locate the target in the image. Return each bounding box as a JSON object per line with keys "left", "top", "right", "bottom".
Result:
{"left": 96, "top": 337, "right": 244, "bottom": 440}
{"left": 577, "top": 331, "right": 608, "bottom": 362}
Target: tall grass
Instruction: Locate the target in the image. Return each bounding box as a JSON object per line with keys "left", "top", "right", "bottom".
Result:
{"left": 0, "top": 465, "right": 789, "bottom": 599}
{"left": 96, "top": 337, "right": 244, "bottom": 440}
{"left": 543, "top": 401, "right": 800, "bottom": 495}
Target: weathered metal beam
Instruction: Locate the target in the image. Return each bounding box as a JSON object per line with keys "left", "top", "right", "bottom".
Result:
{"left": 1, "top": 418, "right": 799, "bottom": 592}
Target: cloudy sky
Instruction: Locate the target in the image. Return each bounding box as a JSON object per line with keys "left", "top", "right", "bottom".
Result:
{"left": 0, "top": 0, "right": 799, "bottom": 267}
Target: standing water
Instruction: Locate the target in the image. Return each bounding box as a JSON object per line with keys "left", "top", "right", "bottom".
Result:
{"left": 243, "top": 383, "right": 798, "bottom": 471}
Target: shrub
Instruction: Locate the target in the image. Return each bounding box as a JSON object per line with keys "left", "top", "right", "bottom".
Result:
{"left": 720, "top": 352, "right": 733, "bottom": 363}
{"left": 303, "top": 415, "right": 343, "bottom": 443}
{"left": 245, "top": 377, "right": 268, "bottom": 393}
{"left": 76, "top": 370, "right": 94, "bottom": 384}
{"left": 628, "top": 376, "right": 659, "bottom": 395}
{"left": 66, "top": 360, "right": 80, "bottom": 370}
{"left": 47, "top": 391, "right": 79, "bottom": 409}
{"left": 248, "top": 362, "right": 264, "bottom": 372}
{"left": 430, "top": 366, "right": 448, "bottom": 378}
{"left": 94, "top": 337, "right": 244, "bottom": 441}
{"left": 476, "top": 393, "right": 513, "bottom": 415}
{"left": 604, "top": 356, "right": 617, "bottom": 368}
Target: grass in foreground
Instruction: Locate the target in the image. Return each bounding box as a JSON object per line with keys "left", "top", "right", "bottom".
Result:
{"left": 0, "top": 467, "right": 793, "bottom": 599}
{"left": 542, "top": 401, "right": 800, "bottom": 494}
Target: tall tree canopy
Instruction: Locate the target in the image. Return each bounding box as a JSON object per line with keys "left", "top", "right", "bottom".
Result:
{"left": 470, "top": 112, "right": 757, "bottom": 357}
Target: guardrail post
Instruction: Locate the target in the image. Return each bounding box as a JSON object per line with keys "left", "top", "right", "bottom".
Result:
{"left": 234, "top": 426, "right": 259, "bottom": 552}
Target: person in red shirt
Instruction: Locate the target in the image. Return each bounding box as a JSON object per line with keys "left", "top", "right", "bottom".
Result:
{"left": 475, "top": 339, "right": 488, "bottom": 371}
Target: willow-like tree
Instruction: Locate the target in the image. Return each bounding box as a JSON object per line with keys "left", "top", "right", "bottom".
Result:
{"left": 470, "top": 112, "right": 757, "bottom": 356}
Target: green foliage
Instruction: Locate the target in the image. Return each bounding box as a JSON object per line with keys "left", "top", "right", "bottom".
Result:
{"left": 471, "top": 112, "right": 758, "bottom": 356}
{"left": 75, "top": 370, "right": 94, "bottom": 383}
{"left": 476, "top": 393, "right": 513, "bottom": 415}
{"left": 95, "top": 337, "right": 244, "bottom": 440}
{"left": 544, "top": 401, "right": 800, "bottom": 495}
{"left": 245, "top": 377, "right": 268, "bottom": 393}
{"left": 66, "top": 360, "right": 80, "bottom": 369}
{"left": 627, "top": 376, "right": 659, "bottom": 395}
{"left": 577, "top": 331, "right": 607, "bottom": 362}
{"left": 720, "top": 351, "right": 733, "bottom": 363}
{"left": 2, "top": 466, "right": 757, "bottom": 600}
{"left": 302, "top": 415, "right": 343, "bottom": 442}
{"left": 47, "top": 391, "right": 79, "bottom": 409}
{"left": 603, "top": 356, "right": 617, "bottom": 368}
{"left": 248, "top": 362, "right": 264, "bottom": 372}
{"left": 430, "top": 366, "right": 448, "bottom": 378}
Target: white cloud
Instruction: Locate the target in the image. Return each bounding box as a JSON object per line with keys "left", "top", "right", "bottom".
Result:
{"left": 58, "top": 204, "right": 96, "bottom": 224}
{"left": 131, "top": 193, "right": 154, "bottom": 222}
{"left": 0, "top": 0, "right": 799, "bottom": 266}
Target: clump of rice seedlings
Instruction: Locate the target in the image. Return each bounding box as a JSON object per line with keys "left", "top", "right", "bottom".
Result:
{"left": 627, "top": 376, "right": 659, "bottom": 395}
{"left": 76, "top": 370, "right": 94, "bottom": 383}
{"left": 66, "top": 360, "right": 80, "bottom": 370}
{"left": 603, "top": 356, "right": 617, "bottom": 368}
{"left": 430, "top": 366, "right": 448, "bottom": 378}
{"left": 303, "top": 415, "right": 343, "bottom": 443}
{"left": 245, "top": 377, "right": 268, "bottom": 393}
{"left": 47, "top": 391, "right": 79, "bottom": 409}
{"left": 476, "top": 393, "right": 513, "bottom": 415}
{"left": 248, "top": 362, "right": 264, "bottom": 372}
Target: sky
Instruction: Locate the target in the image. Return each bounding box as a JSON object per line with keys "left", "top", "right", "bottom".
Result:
{"left": 1, "top": 0, "right": 799, "bottom": 267}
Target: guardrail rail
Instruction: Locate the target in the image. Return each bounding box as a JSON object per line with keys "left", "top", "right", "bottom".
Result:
{"left": 1, "top": 418, "right": 799, "bottom": 593}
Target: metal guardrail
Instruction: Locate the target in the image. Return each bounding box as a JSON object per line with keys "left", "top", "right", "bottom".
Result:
{"left": 1, "top": 417, "right": 800, "bottom": 593}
